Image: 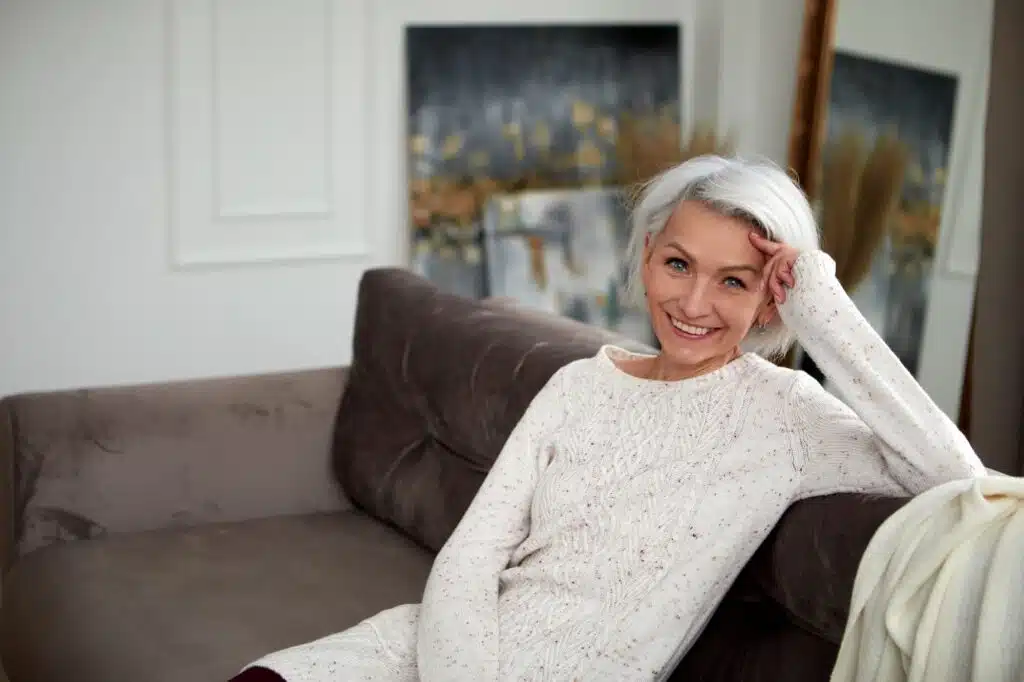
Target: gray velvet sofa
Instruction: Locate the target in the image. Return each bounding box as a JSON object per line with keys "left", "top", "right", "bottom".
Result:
{"left": 0, "top": 267, "right": 908, "bottom": 681}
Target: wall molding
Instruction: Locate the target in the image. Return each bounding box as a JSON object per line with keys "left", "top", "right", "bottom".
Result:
{"left": 165, "top": 0, "right": 369, "bottom": 268}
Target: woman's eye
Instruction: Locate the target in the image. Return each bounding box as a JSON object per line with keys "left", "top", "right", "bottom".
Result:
{"left": 724, "top": 277, "right": 746, "bottom": 289}
{"left": 666, "top": 257, "right": 688, "bottom": 272}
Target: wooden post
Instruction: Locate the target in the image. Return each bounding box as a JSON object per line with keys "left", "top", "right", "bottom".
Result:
{"left": 958, "top": 302, "right": 977, "bottom": 438}
{"left": 786, "top": 0, "right": 839, "bottom": 199}
{"left": 780, "top": 0, "right": 838, "bottom": 369}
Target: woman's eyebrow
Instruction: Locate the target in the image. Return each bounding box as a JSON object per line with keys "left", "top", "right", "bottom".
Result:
{"left": 663, "top": 241, "right": 761, "bottom": 275}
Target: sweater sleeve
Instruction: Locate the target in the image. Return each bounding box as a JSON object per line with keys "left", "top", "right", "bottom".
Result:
{"left": 416, "top": 367, "right": 568, "bottom": 682}
{"left": 779, "top": 250, "right": 986, "bottom": 499}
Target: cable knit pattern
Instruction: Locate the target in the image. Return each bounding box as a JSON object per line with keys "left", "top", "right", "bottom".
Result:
{"left": 245, "top": 250, "right": 985, "bottom": 682}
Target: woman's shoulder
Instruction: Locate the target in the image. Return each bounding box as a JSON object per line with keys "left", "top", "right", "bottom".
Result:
{"left": 741, "top": 355, "right": 857, "bottom": 422}
{"left": 540, "top": 344, "right": 653, "bottom": 400}
{"left": 552, "top": 344, "right": 643, "bottom": 378}
{"left": 741, "top": 352, "right": 801, "bottom": 386}
{"left": 751, "top": 360, "right": 853, "bottom": 418}
{"left": 539, "top": 351, "right": 606, "bottom": 391}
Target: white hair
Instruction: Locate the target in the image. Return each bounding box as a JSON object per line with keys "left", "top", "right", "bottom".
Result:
{"left": 624, "top": 154, "right": 821, "bottom": 359}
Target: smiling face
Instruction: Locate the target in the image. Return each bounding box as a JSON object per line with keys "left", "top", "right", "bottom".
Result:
{"left": 641, "top": 200, "right": 775, "bottom": 376}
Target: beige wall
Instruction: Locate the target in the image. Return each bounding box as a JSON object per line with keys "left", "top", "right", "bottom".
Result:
{"left": 970, "top": 0, "right": 1024, "bottom": 473}
{"left": 0, "top": 0, "right": 998, "bottom": 428}
{"left": 0, "top": 0, "right": 800, "bottom": 398}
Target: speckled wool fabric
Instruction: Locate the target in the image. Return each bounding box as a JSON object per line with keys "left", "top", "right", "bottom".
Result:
{"left": 245, "top": 250, "right": 985, "bottom": 682}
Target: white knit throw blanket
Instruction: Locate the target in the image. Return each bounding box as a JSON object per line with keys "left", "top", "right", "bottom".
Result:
{"left": 831, "top": 475, "right": 1024, "bottom": 682}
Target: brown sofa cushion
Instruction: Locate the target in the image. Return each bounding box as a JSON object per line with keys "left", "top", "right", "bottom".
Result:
{"left": 671, "top": 598, "right": 839, "bottom": 681}
{"left": 332, "top": 267, "right": 652, "bottom": 552}
{"left": 740, "top": 492, "right": 910, "bottom": 644}
{"left": 0, "top": 511, "right": 432, "bottom": 682}
{"left": 329, "top": 265, "right": 908, "bottom": 681}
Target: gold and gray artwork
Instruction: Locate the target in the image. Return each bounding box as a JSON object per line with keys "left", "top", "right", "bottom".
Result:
{"left": 820, "top": 50, "right": 958, "bottom": 376}
{"left": 403, "top": 24, "right": 681, "bottom": 301}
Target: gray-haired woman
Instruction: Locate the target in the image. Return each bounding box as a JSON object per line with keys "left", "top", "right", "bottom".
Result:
{"left": 236, "top": 155, "right": 984, "bottom": 682}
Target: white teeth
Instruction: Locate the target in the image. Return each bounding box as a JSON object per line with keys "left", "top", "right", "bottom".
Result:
{"left": 670, "top": 318, "right": 712, "bottom": 336}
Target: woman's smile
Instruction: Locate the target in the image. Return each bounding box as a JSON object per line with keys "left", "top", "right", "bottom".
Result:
{"left": 666, "top": 314, "right": 719, "bottom": 340}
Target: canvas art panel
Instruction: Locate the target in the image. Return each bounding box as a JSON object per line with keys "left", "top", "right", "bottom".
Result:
{"left": 823, "top": 50, "right": 958, "bottom": 376}
{"left": 482, "top": 187, "right": 656, "bottom": 345}
{"left": 405, "top": 24, "right": 681, "bottom": 301}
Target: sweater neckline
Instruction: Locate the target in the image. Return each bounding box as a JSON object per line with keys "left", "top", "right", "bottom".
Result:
{"left": 595, "top": 344, "right": 762, "bottom": 390}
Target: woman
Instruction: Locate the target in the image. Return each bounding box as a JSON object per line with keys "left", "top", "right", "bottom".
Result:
{"left": 236, "top": 155, "right": 985, "bottom": 682}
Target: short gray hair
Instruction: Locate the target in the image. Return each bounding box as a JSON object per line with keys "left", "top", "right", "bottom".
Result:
{"left": 624, "top": 154, "right": 821, "bottom": 359}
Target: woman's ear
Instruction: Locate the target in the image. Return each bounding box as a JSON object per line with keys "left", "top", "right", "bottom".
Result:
{"left": 758, "top": 299, "right": 777, "bottom": 327}
{"left": 640, "top": 234, "right": 657, "bottom": 296}
{"left": 642, "top": 233, "right": 657, "bottom": 267}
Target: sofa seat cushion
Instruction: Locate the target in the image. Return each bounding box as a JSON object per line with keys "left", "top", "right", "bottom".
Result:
{"left": 0, "top": 512, "right": 433, "bottom": 682}
{"left": 670, "top": 598, "right": 839, "bottom": 681}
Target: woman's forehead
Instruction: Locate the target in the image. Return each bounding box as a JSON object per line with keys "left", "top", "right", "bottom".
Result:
{"left": 660, "top": 203, "right": 766, "bottom": 267}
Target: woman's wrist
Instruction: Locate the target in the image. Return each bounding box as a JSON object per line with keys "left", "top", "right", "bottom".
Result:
{"left": 792, "top": 249, "right": 837, "bottom": 284}
{"left": 778, "top": 250, "right": 842, "bottom": 320}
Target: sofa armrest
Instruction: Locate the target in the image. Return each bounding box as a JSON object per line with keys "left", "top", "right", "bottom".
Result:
{"left": 0, "top": 367, "right": 351, "bottom": 566}
{"left": 739, "top": 492, "right": 910, "bottom": 644}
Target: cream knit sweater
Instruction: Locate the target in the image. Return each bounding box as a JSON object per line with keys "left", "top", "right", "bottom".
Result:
{"left": 247, "top": 250, "right": 986, "bottom": 682}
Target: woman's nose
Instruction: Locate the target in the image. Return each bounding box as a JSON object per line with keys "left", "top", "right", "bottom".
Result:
{"left": 680, "top": 279, "right": 713, "bottom": 318}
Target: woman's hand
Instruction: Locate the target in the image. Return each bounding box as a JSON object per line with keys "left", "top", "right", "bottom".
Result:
{"left": 750, "top": 232, "right": 801, "bottom": 304}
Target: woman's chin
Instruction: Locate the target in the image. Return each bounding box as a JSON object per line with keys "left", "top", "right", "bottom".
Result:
{"left": 654, "top": 327, "right": 738, "bottom": 369}
{"left": 663, "top": 342, "right": 720, "bottom": 364}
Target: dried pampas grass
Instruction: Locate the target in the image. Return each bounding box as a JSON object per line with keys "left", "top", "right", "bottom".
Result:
{"left": 615, "top": 117, "right": 735, "bottom": 187}
{"left": 819, "top": 131, "right": 867, "bottom": 281}
{"left": 818, "top": 127, "right": 908, "bottom": 292}
{"left": 844, "top": 132, "right": 909, "bottom": 288}
{"left": 782, "top": 127, "right": 907, "bottom": 369}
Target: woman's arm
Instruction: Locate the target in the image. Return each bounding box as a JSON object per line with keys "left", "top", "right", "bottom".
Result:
{"left": 778, "top": 250, "right": 986, "bottom": 498}
{"left": 417, "top": 367, "right": 568, "bottom": 681}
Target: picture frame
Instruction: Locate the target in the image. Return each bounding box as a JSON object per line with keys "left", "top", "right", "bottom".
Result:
{"left": 166, "top": 0, "right": 371, "bottom": 268}
{"left": 786, "top": 0, "right": 995, "bottom": 419}
{"left": 404, "top": 22, "right": 685, "bottom": 300}
{"left": 367, "top": 0, "right": 698, "bottom": 280}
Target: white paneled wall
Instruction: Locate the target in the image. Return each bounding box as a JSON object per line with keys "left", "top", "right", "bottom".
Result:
{"left": 6, "top": 0, "right": 780, "bottom": 398}
{"left": 0, "top": 0, "right": 989, "bottom": 418}
{"left": 0, "top": 1, "right": 380, "bottom": 396}
{"left": 168, "top": 0, "right": 370, "bottom": 265}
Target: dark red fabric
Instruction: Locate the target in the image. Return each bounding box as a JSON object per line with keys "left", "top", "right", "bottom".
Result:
{"left": 228, "top": 667, "right": 286, "bottom": 682}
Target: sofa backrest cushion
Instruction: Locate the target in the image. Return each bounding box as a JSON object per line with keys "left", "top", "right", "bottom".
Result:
{"left": 738, "top": 492, "right": 910, "bottom": 644}
{"left": 332, "top": 267, "right": 653, "bottom": 552}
